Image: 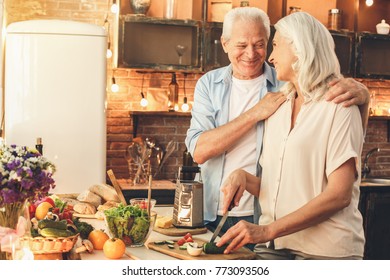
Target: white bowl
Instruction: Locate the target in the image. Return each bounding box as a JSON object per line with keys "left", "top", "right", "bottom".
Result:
{"left": 187, "top": 242, "right": 203, "bottom": 256}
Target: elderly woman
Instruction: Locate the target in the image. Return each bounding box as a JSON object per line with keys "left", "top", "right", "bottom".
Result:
{"left": 217, "top": 12, "right": 365, "bottom": 260}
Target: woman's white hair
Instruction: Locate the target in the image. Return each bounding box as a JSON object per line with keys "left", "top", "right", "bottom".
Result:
{"left": 275, "top": 12, "right": 342, "bottom": 101}
{"left": 222, "top": 7, "right": 271, "bottom": 41}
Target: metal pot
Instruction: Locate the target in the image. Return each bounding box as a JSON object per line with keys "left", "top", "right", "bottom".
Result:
{"left": 130, "top": 0, "right": 151, "bottom": 15}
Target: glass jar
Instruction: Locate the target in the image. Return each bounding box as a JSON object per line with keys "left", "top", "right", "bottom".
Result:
{"left": 328, "top": 9, "right": 342, "bottom": 30}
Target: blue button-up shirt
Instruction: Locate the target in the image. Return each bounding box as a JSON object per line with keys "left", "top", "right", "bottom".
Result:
{"left": 185, "top": 63, "right": 283, "bottom": 223}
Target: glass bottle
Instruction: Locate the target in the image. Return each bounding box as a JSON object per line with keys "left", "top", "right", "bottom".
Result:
{"left": 168, "top": 73, "right": 179, "bottom": 112}
{"left": 36, "top": 137, "right": 43, "bottom": 155}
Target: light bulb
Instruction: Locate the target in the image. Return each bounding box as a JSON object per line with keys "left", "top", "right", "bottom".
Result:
{"left": 111, "top": 77, "right": 119, "bottom": 92}
{"left": 181, "top": 103, "right": 189, "bottom": 112}
{"left": 111, "top": 3, "right": 119, "bottom": 14}
{"left": 181, "top": 96, "right": 189, "bottom": 112}
{"left": 140, "top": 92, "right": 148, "bottom": 107}
{"left": 106, "top": 48, "right": 112, "bottom": 58}
{"left": 366, "top": 0, "right": 373, "bottom": 6}
{"left": 174, "top": 104, "right": 179, "bottom": 111}
{"left": 111, "top": 83, "right": 119, "bottom": 92}
{"left": 140, "top": 98, "right": 148, "bottom": 107}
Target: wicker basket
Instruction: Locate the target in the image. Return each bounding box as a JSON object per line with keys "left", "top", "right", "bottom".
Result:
{"left": 20, "top": 234, "right": 79, "bottom": 255}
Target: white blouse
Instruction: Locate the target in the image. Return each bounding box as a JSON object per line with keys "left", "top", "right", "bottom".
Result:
{"left": 259, "top": 93, "right": 365, "bottom": 258}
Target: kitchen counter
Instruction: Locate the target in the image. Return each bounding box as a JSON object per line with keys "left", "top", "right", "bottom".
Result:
{"left": 79, "top": 206, "right": 213, "bottom": 260}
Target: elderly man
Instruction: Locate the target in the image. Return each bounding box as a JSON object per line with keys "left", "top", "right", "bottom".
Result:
{"left": 185, "top": 7, "right": 369, "bottom": 243}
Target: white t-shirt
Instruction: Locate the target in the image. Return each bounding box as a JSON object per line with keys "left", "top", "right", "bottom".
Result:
{"left": 218, "top": 75, "right": 266, "bottom": 217}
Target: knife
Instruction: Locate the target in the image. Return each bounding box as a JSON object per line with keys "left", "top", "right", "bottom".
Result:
{"left": 209, "top": 199, "right": 235, "bottom": 243}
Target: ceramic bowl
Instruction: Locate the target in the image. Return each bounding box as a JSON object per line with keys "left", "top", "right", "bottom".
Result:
{"left": 187, "top": 242, "right": 203, "bottom": 256}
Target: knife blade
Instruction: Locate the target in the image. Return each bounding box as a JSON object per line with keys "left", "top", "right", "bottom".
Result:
{"left": 209, "top": 211, "right": 229, "bottom": 243}
{"left": 209, "top": 198, "right": 235, "bottom": 243}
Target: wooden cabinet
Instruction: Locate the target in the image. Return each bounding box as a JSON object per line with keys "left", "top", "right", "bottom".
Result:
{"left": 115, "top": 0, "right": 389, "bottom": 78}
{"left": 359, "top": 185, "right": 390, "bottom": 259}
{"left": 117, "top": 16, "right": 202, "bottom": 71}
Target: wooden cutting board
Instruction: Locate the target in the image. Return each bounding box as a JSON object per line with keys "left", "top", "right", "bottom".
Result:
{"left": 147, "top": 238, "right": 256, "bottom": 260}
{"left": 153, "top": 225, "right": 207, "bottom": 236}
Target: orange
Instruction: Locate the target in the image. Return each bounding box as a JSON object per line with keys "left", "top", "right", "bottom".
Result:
{"left": 35, "top": 202, "right": 53, "bottom": 220}
{"left": 103, "top": 238, "right": 126, "bottom": 259}
{"left": 88, "top": 230, "right": 109, "bottom": 250}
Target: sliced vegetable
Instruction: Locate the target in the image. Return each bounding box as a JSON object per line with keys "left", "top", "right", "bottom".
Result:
{"left": 165, "top": 240, "right": 174, "bottom": 245}
{"left": 203, "top": 242, "right": 228, "bottom": 254}
{"left": 154, "top": 241, "right": 166, "bottom": 245}
{"left": 167, "top": 244, "right": 175, "bottom": 249}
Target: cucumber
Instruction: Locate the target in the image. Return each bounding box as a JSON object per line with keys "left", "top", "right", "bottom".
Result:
{"left": 154, "top": 241, "right": 166, "bottom": 245}
{"left": 38, "top": 219, "right": 67, "bottom": 230}
{"left": 179, "top": 245, "right": 188, "bottom": 250}
{"left": 40, "top": 228, "right": 73, "bottom": 238}
{"left": 203, "top": 242, "right": 228, "bottom": 254}
{"left": 165, "top": 240, "right": 174, "bottom": 245}
{"left": 167, "top": 244, "right": 175, "bottom": 249}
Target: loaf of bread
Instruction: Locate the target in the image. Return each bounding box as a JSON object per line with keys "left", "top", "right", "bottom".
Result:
{"left": 73, "top": 202, "right": 97, "bottom": 215}
{"left": 89, "top": 183, "right": 120, "bottom": 202}
{"left": 97, "top": 200, "right": 120, "bottom": 212}
{"left": 77, "top": 190, "right": 102, "bottom": 207}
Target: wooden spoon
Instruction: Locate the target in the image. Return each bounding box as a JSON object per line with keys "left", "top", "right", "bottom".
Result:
{"left": 107, "top": 169, "right": 127, "bottom": 205}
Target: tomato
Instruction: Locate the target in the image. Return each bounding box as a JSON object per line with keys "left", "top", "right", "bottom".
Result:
{"left": 103, "top": 238, "right": 126, "bottom": 259}
{"left": 28, "top": 203, "right": 36, "bottom": 219}
{"left": 34, "top": 197, "right": 55, "bottom": 207}
{"left": 177, "top": 238, "right": 186, "bottom": 246}
{"left": 185, "top": 237, "right": 193, "bottom": 243}
{"left": 88, "top": 230, "right": 109, "bottom": 250}
{"left": 60, "top": 210, "right": 73, "bottom": 220}
{"left": 184, "top": 233, "right": 192, "bottom": 240}
{"left": 140, "top": 201, "right": 147, "bottom": 209}
{"left": 52, "top": 207, "right": 60, "bottom": 215}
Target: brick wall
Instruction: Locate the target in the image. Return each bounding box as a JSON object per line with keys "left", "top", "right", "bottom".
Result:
{"left": 5, "top": 0, "right": 390, "bottom": 181}
{"left": 362, "top": 79, "right": 390, "bottom": 177}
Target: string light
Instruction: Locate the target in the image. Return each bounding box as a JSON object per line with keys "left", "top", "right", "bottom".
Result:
{"left": 366, "top": 0, "right": 374, "bottom": 6}
{"left": 181, "top": 73, "right": 189, "bottom": 112}
{"left": 111, "top": 74, "right": 119, "bottom": 92}
{"left": 140, "top": 92, "right": 148, "bottom": 107}
{"left": 111, "top": 0, "right": 119, "bottom": 14}
{"left": 106, "top": 43, "right": 113, "bottom": 58}
{"left": 140, "top": 73, "right": 148, "bottom": 107}
{"left": 103, "top": 16, "right": 112, "bottom": 59}
{"left": 181, "top": 97, "right": 189, "bottom": 112}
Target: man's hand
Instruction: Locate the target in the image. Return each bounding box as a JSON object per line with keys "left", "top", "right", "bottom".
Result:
{"left": 325, "top": 78, "right": 370, "bottom": 107}
{"left": 253, "top": 92, "right": 286, "bottom": 121}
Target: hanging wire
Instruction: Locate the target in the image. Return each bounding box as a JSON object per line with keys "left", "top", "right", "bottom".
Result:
{"left": 181, "top": 73, "right": 189, "bottom": 112}
{"left": 140, "top": 73, "right": 148, "bottom": 107}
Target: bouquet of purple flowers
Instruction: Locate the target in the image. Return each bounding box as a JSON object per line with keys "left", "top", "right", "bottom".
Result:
{"left": 0, "top": 144, "right": 56, "bottom": 207}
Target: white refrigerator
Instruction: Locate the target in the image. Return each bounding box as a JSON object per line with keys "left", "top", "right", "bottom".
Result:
{"left": 4, "top": 20, "right": 107, "bottom": 194}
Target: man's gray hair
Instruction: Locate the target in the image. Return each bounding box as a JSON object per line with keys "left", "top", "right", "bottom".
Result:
{"left": 222, "top": 7, "right": 271, "bottom": 41}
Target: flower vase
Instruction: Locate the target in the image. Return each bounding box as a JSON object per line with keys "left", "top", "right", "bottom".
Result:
{"left": 0, "top": 201, "right": 29, "bottom": 260}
